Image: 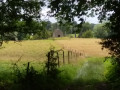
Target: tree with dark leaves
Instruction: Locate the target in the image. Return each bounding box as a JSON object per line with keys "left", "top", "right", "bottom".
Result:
{"left": 0, "top": 0, "right": 45, "bottom": 44}
{"left": 48, "top": 0, "right": 120, "bottom": 88}
{"left": 48, "top": 0, "right": 120, "bottom": 64}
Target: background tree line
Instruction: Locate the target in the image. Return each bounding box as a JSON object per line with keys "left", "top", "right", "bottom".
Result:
{"left": 11, "top": 20, "right": 111, "bottom": 40}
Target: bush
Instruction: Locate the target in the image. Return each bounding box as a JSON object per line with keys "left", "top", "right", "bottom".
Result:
{"left": 106, "top": 59, "right": 120, "bottom": 90}
{"left": 33, "top": 30, "right": 52, "bottom": 40}
{"left": 93, "top": 24, "right": 110, "bottom": 38}
{"left": 81, "top": 30, "right": 93, "bottom": 38}
{"left": 11, "top": 62, "right": 62, "bottom": 90}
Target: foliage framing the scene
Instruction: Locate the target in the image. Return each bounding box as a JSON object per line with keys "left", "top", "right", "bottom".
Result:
{"left": 48, "top": 0, "right": 120, "bottom": 64}
{"left": 0, "top": 0, "right": 45, "bottom": 43}
{"left": 48, "top": 1, "right": 120, "bottom": 88}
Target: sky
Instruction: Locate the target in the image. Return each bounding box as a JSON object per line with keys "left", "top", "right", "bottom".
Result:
{"left": 41, "top": 7, "right": 99, "bottom": 24}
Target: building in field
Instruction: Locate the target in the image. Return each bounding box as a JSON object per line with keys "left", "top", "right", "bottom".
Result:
{"left": 53, "top": 29, "right": 63, "bottom": 37}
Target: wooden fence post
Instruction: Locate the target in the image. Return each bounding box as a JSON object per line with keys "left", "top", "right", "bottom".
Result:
{"left": 68, "top": 51, "right": 70, "bottom": 64}
{"left": 26, "top": 62, "right": 30, "bottom": 75}
{"left": 80, "top": 53, "right": 81, "bottom": 56}
{"left": 75, "top": 52, "right": 77, "bottom": 59}
{"left": 57, "top": 52, "right": 60, "bottom": 67}
{"left": 70, "top": 51, "right": 72, "bottom": 59}
{"left": 63, "top": 51, "right": 65, "bottom": 64}
{"left": 75, "top": 50, "right": 77, "bottom": 60}
{"left": 47, "top": 52, "right": 50, "bottom": 74}
{"left": 74, "top": 50, "right": 76, "bottom": 57}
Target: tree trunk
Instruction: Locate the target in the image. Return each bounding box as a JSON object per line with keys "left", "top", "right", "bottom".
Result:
{"left": 75, "top": 31, "right": 76, "bottom": 38}
{"left": 78, "top": 28, "right": 83, "bottom": 38}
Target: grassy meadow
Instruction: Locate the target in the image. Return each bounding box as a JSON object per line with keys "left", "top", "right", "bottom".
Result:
{"left": 0, "top": 38, "right": 112, "bottom": 90}
{"left": 0, "top": 38, "right": 109, "bottom": 61}
{"left": 56, "top": 38, "right": 109, "bottom": 57}
{"left": 0, "top": 40, "right": 61, "bottom": 61}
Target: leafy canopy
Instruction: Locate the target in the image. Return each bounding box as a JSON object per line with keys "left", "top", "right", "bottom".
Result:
{"left": 49, "top": 0, "right": 120, "bottom": 64}
{"left": 0, "top": 0, "right": 45, "bottom": 42}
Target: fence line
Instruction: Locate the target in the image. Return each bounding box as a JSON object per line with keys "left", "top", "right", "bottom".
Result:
{"left": 47, "top": 49, "right": 85, "bottom": 67}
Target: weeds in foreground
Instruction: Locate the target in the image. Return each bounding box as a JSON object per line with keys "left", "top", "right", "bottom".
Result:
{"left": 0, "top": 57, "right": 112, "bottom": 90}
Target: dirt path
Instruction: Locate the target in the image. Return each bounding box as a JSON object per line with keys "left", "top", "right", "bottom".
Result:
{"left": 65, "top": 60, "right": 110, "bottom": 90}
{"left": 75, "top": 60, "right": 105, "bottom": 81}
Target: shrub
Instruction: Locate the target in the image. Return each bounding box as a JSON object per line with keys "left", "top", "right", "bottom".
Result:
{"left": 82, "top": 30, "right": 93, "bottom": 38}
{"left": 106, "top": 63, "right": 120, "bottom": 90}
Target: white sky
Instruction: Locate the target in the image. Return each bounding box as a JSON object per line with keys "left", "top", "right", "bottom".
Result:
{"left": 41, "top": 7, "right": 99, "bottom": 24}
{"left": 85, "top": 16, "right": 99, "bottom": 24}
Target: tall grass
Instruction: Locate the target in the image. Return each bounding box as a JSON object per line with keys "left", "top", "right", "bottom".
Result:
{"left": 0, "top": 40, "right": 61, "bottom": 61}
{"left": 0, "top": 57, "right": 111, "bottom": 90}
{"left": 56, "top": 38, "right": 109, "bottom": 57}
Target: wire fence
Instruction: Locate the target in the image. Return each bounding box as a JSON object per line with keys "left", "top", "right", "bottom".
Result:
{"left": 46, "top": 49, "right": 85, "bottom": 67}
{"left": 0, "top": 48, "right": 85, "bottom": 73}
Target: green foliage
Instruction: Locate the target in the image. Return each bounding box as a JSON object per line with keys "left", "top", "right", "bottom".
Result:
{"left": 50, "top": 22, "right": 58, "bottom": 30}
{"left": 13, "top": 20, "right": 53, "bottom": 40}
{"left": 45, "top": 48, "right": 61, "bottom": 79}
{"left": 0, "top": 0, "right": 44, "bottom": 42}
{"left": 78, "top": 22, "right": 94, "bottom": 37}
{"left": 81, "top": 30, "right": 93, "bottom": 38}
{"left": 25, "top": 34, "right": 30, "bottom": 40}
{"left": 82, "top": 23, "right": 93, "bottom": 32}
{"left": 93, "top": 24, "right": 110, "bottom": 38}
{"left": 49, "top": 0, "right": 120, "bottom": 65}
{"left": 48, "top": 0, "right": 90, "bottom": 23}
{"left": 12, "top": 62, "right": 40, "bottom": 90}
{"left": 30, "top": 21, "right": 53, "bottom": 40}
{"left": 106, "top": 63, "right": 120, "bottom": 90}
{"left": 33, "top": 30, "right": 52, "bottom": 40}
{"left": 67, "top": 34, "right": 79, "bottom": 38}
{"left": 0, "top": 57, "right": 110, "bottom": 90}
